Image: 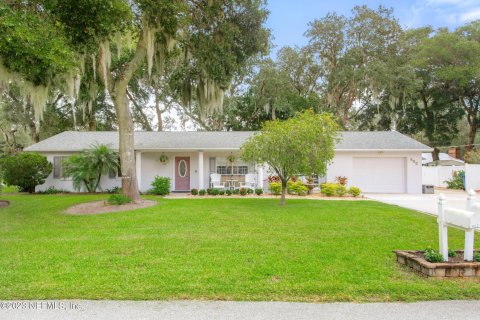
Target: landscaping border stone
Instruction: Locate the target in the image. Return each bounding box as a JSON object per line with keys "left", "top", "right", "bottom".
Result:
{"left": 394, "top": 250, "right": 480, "bottom": 277}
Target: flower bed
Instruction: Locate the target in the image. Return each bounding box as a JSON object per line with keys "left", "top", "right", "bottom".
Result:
{"left": 394, "top": 250, "right": 480, "bottom": 277}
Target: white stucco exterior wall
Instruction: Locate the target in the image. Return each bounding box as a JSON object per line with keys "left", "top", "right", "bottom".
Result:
{"left": 326, "top": 151, "right": 422, "bottom": 194}
{"left": 35, "top": 153, "right": 121, "bottom": 192}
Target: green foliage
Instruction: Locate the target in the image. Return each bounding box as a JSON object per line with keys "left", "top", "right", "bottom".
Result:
{"left": 465, "top": 150, "right": 480, "bottom": 164}
{"left": 63, "top": 144, "right": 119, "bottom": 193}
{"left": 348, "top": 186, "right": 361, "bottom": 197}
{"left": 448, "top": 249, "right": 457, "bottom": 258}
{"left": 321, "top": 183, "right": 338, "bottom": 197}
{"left": 444, "top": 171, "right": 465, "bottom": 190}
{"left": 242, "top": 110, "right": 340, "bottom": 205}
{"left": 287, "top": 181, "right": 309, "bottom": 196}
{"left": 0, "top": 152, "right": 52, "bottom": 193}
{"left": 149, "top": 176, "right": 171, "bottom": 195}
{"left": 105, "top": 186, "right": 122, "bottom": 194}
{"left": 218, "top": 189, "right": 225, "bottom": 196}
{"left": 336, "top": 185, "right": 347, "bottom": 197}
{"left": 233, "top": 189, "right": 240, "bottom": 195}
{"left": 36, "top": 187, "right": 69, "bottom": 195}
{"left": 198, "top": 189, "right": 206, "bottom": 196}
{"left": 225, "top": 189, "right": 232, "bottom": 196}
{"left": 474, "top": 253, "right": 480, "bottom": 262}
{"left": 210, "top": 188, "right": 220, "bottom": 196}
{"left": 107, "top": 194, "right": 132, "bottom": 205}
{"left": 191, "top": 188, "right": 198, "bottom": 195}
{"left": 269, "top": 182, "right": 282, "bottom": 195}
{"left": 255, "top": 188, "right": 263, "bottom": 196}
{"left": 239, "top": 188, "right": 247, "bottom": 196}
{"left": 0, "top": 3, "right": 75, "bottom": 86}
{"left": 1, "top": 185, "right": 19, "bottom": 193}
{"left": 424, "top": 248, "right": 444, "bottom": 263}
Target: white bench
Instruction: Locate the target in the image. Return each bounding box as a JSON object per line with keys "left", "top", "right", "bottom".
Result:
{"left": 438, "top": 190, "right": 480, "bottom": 261}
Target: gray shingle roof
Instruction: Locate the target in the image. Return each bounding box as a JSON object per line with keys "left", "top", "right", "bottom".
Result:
{"left": 24, "top": 130, "right": 432, "bottom": 152}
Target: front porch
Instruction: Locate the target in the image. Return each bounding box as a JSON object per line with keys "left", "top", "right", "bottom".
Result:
{"left": 136, "top": 150, "right": 265, "bottom": 192}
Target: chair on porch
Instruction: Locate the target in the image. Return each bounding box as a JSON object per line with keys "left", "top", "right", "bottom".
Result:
{"left": 240, "top": 173, "right": 256, "bottom": 189}
{"left": 210, "top": 173, "right": 226, "bottom": 190}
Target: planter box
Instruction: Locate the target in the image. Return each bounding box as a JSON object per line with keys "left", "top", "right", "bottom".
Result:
{"left": 394, "top": 250, "right": 480, "bottom": 277}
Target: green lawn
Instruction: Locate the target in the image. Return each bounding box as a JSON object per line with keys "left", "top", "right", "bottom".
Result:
{"left": 0, "top": 195, "right": 479, "bottom": 302}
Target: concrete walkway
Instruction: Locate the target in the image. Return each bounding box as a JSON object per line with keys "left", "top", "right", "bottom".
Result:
{"left": 1, "top": 300, "right": 480, "bottom": 320}
{"left": 366, "top": 190, "right": 469, "bottom": 216}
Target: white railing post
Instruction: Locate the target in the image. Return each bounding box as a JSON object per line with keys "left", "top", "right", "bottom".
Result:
{"left": 438, "top": 193, "right": 449, "bottom": 261}
{"left": 465, "top": 189, "right": 476, "bottom": 261}
{"left": 467, "top": 189, "right": 476, "bottom": 211}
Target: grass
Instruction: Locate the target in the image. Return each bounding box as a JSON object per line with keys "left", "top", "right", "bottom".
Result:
{"left": 0, "top": 194, "right": 479, "bottom": 302}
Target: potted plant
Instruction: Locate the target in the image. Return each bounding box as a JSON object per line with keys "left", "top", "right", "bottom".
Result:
{"left": 227, "top": 154, "right": 236, "bottom": 163}
{"left": 159, "top": 153, "right": 169, "bottom": 165}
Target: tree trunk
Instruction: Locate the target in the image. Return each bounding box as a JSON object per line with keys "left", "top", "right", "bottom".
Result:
{"left": 467, "top": 120, "right": 478, "bottom": 152}
{"left": 113, "top": 89, "right": 140, "bottom": 202}
{"left": 432, "top": 147, "right": 440, "bottom": 162}
{"left": 88, "top": 102, "right": 96, "bottom": 131}
{"left": 280, "top": 179, "right": 287, "bottom": 206}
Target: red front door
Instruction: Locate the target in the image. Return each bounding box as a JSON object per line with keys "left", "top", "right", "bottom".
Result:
{"left": 175, "top": 157, "right": 190, "bottom": 191}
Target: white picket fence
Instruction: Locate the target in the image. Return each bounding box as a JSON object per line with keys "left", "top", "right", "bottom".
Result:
{"left": 422, "top": 164, "right": 480, "bottom": 190}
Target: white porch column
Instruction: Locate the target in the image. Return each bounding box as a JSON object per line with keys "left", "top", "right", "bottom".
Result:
{"left": 136, "top": 151, "right": 142, "bottom": 191}
{"left": 256, "top": 163, "right": 264, "bottom": 189}
{"left": 198, "top": 151, "right": 204, "bottom": 190}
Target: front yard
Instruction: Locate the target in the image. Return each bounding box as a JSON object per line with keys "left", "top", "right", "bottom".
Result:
{"left": 0, "top": 195, "right": 479, "bottom": 302}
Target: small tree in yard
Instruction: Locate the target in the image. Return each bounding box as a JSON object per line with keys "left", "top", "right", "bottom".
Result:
{"left": 241, "top": 110, "right": 340, "bottom": 205}
{"left": 63, "top": 144, "right": 119, "bottom": 193}
{"left": 1, "top": 152, "right": 52, "bottom": 193}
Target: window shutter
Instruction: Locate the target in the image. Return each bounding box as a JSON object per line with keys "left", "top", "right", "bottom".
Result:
{"left": 53, "top": 157, "right": 62, "bottom": 179}
{"left": 209, "top": 157, "right": 216, "bottom": 173}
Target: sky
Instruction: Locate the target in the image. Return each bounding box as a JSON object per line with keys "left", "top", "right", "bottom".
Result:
{"left": 265, "top": 0, "right": 480, "bottom": 54}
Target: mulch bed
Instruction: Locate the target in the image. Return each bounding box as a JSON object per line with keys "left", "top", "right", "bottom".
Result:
{"left": 66, "top": 200, "right": 157, "bottom": 215}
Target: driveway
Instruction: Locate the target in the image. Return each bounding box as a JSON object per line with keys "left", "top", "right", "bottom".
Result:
{"left": 366, "top": 189, "right": 470, "bottom": 216}
{"left": 1, "top": 300, "right": 480, "bottom": 320}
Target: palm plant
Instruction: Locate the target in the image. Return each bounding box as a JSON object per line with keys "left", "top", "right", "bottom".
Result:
{"left": 62, "top": 144, "right": 119, "bottom": 192}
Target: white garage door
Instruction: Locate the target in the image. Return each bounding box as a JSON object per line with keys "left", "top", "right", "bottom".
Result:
{"left": 352, "top": 157, "right": 406, "bottom": 193}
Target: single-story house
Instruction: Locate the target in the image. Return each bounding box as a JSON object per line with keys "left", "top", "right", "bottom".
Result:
{"left": 24, "top": 130, "right": 432, "bottom": 194}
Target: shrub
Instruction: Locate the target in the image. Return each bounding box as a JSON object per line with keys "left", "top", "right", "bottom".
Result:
{"left": 424, "top": 248, "right": 444, "bottom": 263}
{"left": 62, "top": 144, "right": 119, "bottom": 192}
{"left": 210, "top": 188, "right": 219, "bottom": 196}
{"left": 233, "top": 189, "right": 240, "bottom": 195}
{"left": 255, "top": 188, "right": 263, "bottom": 195}
{"left": 199, "top": 189, "right": 206, "bottom": 196}
{"left": 246, "top": 188, "right": 254, "bottom": 194}
{"left": 206, "top": 188, "right": 213, "bottom": 195}
{"left": 36, "top": 187, "right": 69, "bottom": 194}
{"left": 105, "top": 186, "right": 122, "bottom": 194}
{"left": 335, "top": 176, "right": 348, "bottom": 186}
{"left": 0, "top": 152, "right": 52, "bottom": 193}
{"left": 474, "top": 253, "right": 480, "bottom": 262}
{"left": 2, "top": 185, "right": 18, "bottom": 193}
{"left": 348, "top": 186, "right": 361, "bottom": 197}
{"left": 107, "top": 194, "right": 132, "bottom": 205}
{"left": 239, "top": 188, "right": 247, "bottom": 196}
{"left": 336, "top": 185, "right": 347, "bottom": 197}
{"left": 269, "top": 182, "right": 282, "bottom": 195}
{"left": 448, "top": 249, "right": 457, "bottom": 257}
{"left": 321, "top": 183, "right": 338, "bottom": 197}
{"left": 149, "top": 176, "right": 171, "bottom": 195}
{"left": 444, "top": 170, "right": 464, "bottom": 190}
{"left": 218, "top": 189, "right": 225, "bottom": 195}
{"left": 288, "top": 181, "right": 308, "bottom": 196}
{"left": 191, "top": 188, "right": 198, "bottom": 195}
{"left": 225, "top": 189, "right": 232, "bottom": 196}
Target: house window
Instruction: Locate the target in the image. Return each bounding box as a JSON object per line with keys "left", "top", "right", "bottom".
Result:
{"left": 216, "top": 165, "right": 249, "bottom": 175}
{"left": 53, "top": 156, "right": 69, "bottom": 179}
